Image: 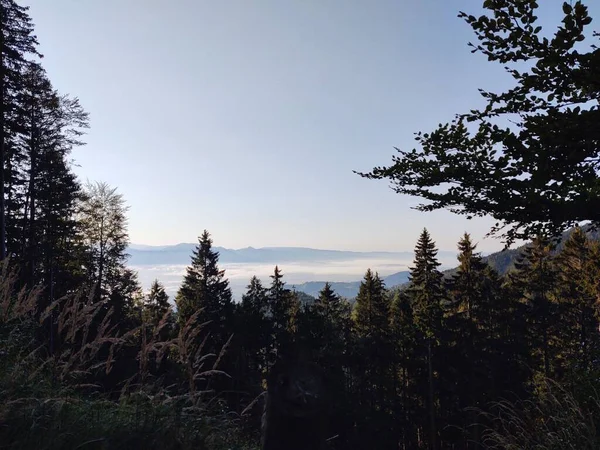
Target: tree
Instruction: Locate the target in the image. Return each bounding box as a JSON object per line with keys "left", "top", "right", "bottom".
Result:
{"left": 0, "top": 0, "right": 41, "bottom": 259}
{"left": 351, "top": 269, "right": 394, "bottom": 448}
{"left": 16, "top": 63, "right": 88, "bottom": 289}
{"left": 238, "top": 275, "right": 270, "bottom": 377}
{"left": 446, "top": 233, "right": 507, "bottom": 447}
{"left": 145, "top": 279, "right": 174, "bottom": 334}
{"left": 406, "top": 228, "right": 445, "bottom": 450}
{"left": 78, "top": 181, "right": 129, "bottom": 303}
{"left": 506, "top": 236, "right": 559, "bottom": 379}
{"left": 353, "top": 269, "right": 390, "bottom": 339}
{"left": 554, "top": 227, "right": 600, "bottom": 374}
{"left": 265, "top": 266, "right": 300, "bottom": 364}
{"left": 357, "top": 1, "right": 600, "bottom": 246}
{"left": 448, "top": 234, "right": 489, "bottom": 322}
{"left": 175, "top": 230, "right": 233, "bottom": 354}
{"left": 409, "top": 229, "right": 444, "bottom": 341}
{"left": 311, "top": 282, "right": 352, "bottom": 355}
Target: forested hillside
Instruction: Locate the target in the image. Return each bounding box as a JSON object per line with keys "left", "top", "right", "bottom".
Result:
{"left": 1, "top": 1, "right": 599, "bottom": 450}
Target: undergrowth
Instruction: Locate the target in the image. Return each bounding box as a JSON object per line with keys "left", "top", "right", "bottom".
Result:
{"left": 479, "top": 377, "right": 600, "bottom": 450}
{"left": 0, "top": 259, "right": 258, "bottom": 449}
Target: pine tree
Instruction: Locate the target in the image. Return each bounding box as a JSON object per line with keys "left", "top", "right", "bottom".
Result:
{"left": 353, "top": 269, "right": 390, "bottom": 339}
{"left": 0, "top": 0, "right": 41, "bottom": 259}
{"left": 266, "top": 266, "right": 300, "bottom": 361}
{"left": 34, "top": 92, "right": 88, "bottom": 299}
{"left": 352, "top": 269, "right": 394, "bottom": 447}
{"left": 554, "top": 227, "right": 599, "bottom": 374}
{"left": 448, "top": 233, "right": 489, "bottom": 321}
{"left": 145, "top": 279, "right": 174, "bottom": 334}
{"left": 239, "top": 275, "right": 270, "bottom": 376}
{"left": 16, "top": 63, "right": 88, "bottom": 289}
{"left": 312, "top": 282, "right": 352, "bottom": 348}
{"left": 507, "top": 235, "right": 559, "bottom": 379}
{"left": 305, "top": 281, "right": 352, "bottom": 375}
{"left": 175, "top": 230, "right": 233, "bottom": 355}
{"left": 407, "top": 228, "right": 445, "bottom": 450}
{"left": 446, "top": 233, "right": 507, "bottom": 447}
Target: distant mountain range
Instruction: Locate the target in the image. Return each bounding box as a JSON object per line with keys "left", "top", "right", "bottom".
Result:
{"left": 128, "top": 225, "right": 600, "bottom": 301}
{"left": 127, "top": 243, "right": 456, "bottom": 267}
{"left": 290, "top": 271, "right": 411, "bottom": 299}
{"left": 290, "top": 225, "right": 600, "bottom": 300}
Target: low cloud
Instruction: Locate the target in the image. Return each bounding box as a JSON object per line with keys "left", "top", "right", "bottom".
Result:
{"left": 132, "top": 253, "right": 457, "bottom": 301}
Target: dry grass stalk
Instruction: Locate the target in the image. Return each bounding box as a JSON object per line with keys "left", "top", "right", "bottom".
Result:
{"left": 0, "top": 258, "right": 42, "bottom": 325}
{"left": 479, "top": 378, "right": 600, "bottom": 450}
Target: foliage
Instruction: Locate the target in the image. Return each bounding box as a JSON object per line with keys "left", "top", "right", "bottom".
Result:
{"left": 357, "top": 0, "right": 600, "bottom": 246}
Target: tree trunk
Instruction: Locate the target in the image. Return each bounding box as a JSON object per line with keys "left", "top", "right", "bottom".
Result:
{"left": 0, "top": 10, "right": 6, "bottom": 261}
{"left": 428, "top": 339, "right": 436, "bottom": 450}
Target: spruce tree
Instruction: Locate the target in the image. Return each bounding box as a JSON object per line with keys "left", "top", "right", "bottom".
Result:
{"left": 353, "top": 269, "right": 390, "bottom": 339}
{"left": 145, "top": 279, "right": 174, "bottom": 335}
{"left": 555, "top": 227, "right": 599, "bottom": 374}
{"left": 175, "top": 230, "right": 233, "bottom": 354}
{"left": 266, "top": 266, "right": 300, "bottom": 357}
{"left": 507, "top": 235, "right": 559, "bottom": 379}
{"left": 16, "top": 63, "right": 88, "bottom": 289}
{"left": 446, "top": 233, "right": 504, "bottom": 446}
{"left": 307, "top": 281, "right": 352, "bottom": 375}
{"left": 407, "top": 228, "right": 444, "bottom": 450}
{"left": 312, "top": 282, "right": 352, "bottom": 350}
{"left": 239, "top": 275, "right": 270, "bottom": 376}
{"left": 352, "top": 269, "right": 393, "bottom": 447}
{"left": 0, "top": 0, "right": 41, "bottom": 259}
{"left": 408, "top": 229, "right": 444, "bottom": 340}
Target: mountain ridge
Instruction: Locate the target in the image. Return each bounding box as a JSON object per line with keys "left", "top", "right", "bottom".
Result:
{"left": 126, "top": 243, "right": 457, "bottom": 266}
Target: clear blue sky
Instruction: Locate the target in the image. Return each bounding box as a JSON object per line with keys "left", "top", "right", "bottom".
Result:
{"left": 21, "top": 0, "right": 596, "bottom": 252}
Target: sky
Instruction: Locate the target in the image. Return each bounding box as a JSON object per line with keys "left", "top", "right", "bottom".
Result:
{"left": 21, "top": 0, "right": 597, "bottom": 253}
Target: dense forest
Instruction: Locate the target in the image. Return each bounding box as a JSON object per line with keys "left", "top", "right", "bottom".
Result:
{"left": 1, "top": 0, "right": 600, "bottom": 449}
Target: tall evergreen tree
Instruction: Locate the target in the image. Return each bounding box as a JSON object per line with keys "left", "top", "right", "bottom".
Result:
{"left": 145, "top": 279, "right": 174, "bottom": 335}
{"left": 238, "top": 275, "right": 270, "bottom": 377}
{"left": 407, "top": 228, "right": 445, "bottom": 450}
{"left": 554, "top": 227, "right": 600, "bottom": 374}
{"left": 0, "top": 0, "right": 40, "bottom": 259}
{"left": 354, "top": 269, "right": 390, "bottom": 339}
{"left": 446, "top": 233, "right": 505, "bottom": 447}
{"left": 507, "top": 236, "right": 559, "bottom": 379}
{"left": 311, "top": 282, "right": 351, "bottom": 358}
{"left": 352, "top": 269, "right": 393, "bottom": 448}
{"left": 266, "top": 266, "right": 300, "bottom": 362}
{"left": 15, "top": 63, "right": 88, "bottom": 289}
{"left": 175, "top": 230, "right": 233, "bottom": 355}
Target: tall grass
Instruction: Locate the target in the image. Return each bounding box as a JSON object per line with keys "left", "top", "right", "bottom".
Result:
{"left": 0, "top": 259, "right": 256, "bottom": 449}
{"left": 479, "top": 378, "right": 600, "bottom": 450}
